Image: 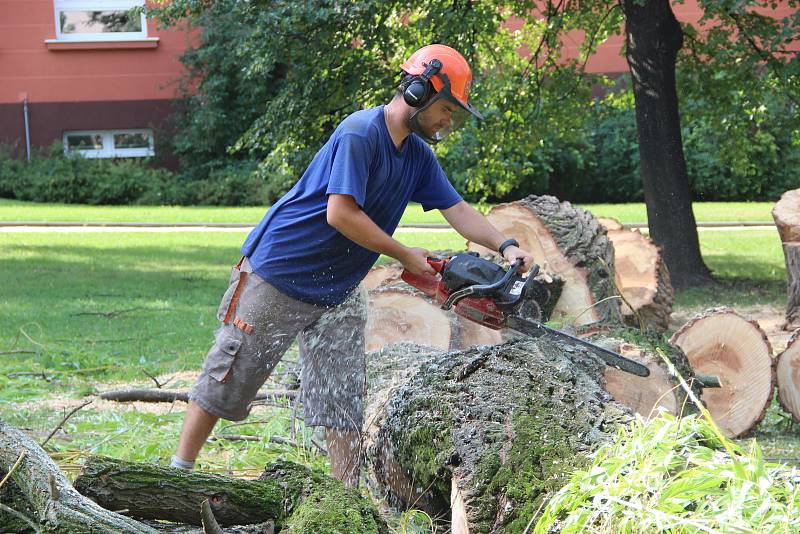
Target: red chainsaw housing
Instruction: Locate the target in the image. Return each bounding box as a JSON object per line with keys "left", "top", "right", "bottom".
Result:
{"left": 400, "top": 264, "right": 506, "bottom": 330}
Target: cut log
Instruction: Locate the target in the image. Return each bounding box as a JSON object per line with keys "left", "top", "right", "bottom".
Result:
{"left": 598, "top": 217, "right": 674, "bottom": 333}
{"left": 776, "top": 330, "right": 800, "bottom": 423}
{"left": 587, "top": 330, "right": 697, "bottom": 420}
{"left": 780, "top": 242, "right": 800, "bottom": 329}
{"left": 772, "top": 188, "right": 800, "bottom": 243}
{"left": 0, "top": 422, "right": 386, "bottom": 533}
{"left": 772, "top": 190, "right": 800, "bottom": 329}
{"left": 364, "top": 329, "right": 697, "bottom": 532}
{"left": 670, "top": 307, "right": 775, "bottom": 438}
{"left": 365, "top": 286, "right": 453, "bottom": 352}
{"left": 468, "top": 195, "right": 622, "bottom": 327}
{"left": 362, "top": 264, "right": 403, "bottom": 291}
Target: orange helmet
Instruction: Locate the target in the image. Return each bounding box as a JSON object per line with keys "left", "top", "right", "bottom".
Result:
{"left": 400, "top": 44, "right": 482, "bottom": 122}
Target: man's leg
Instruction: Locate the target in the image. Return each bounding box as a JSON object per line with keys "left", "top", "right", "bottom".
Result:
{"left": 176, "top": 258, "right": 325, "bottom": 467}
{"left": 326, "top": 427, "right": 363, "bottom": 488}
{"left": 298, "top": 285, "right": 368, "bottom": 488}
{"left": 173, "top": 401, "right": 220, "bottom": 467}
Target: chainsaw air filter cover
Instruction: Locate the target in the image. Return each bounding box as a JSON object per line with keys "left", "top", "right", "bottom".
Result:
{"left": 441, "top": 252, "right": 507, "bottom": 291}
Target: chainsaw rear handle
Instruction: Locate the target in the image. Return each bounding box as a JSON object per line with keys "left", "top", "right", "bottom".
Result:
{"left": 442, "top": 259, "right": 524, "bottom": 310}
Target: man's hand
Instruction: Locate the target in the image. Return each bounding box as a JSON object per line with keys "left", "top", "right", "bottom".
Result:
{"left": 399, "top": 247, "right": 437, "bottom": 275}
{"left": 503, "top": 245, "right": 534, "bottom": 273}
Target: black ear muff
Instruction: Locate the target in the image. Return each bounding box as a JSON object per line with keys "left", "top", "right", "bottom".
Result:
{"left": 403, "top": 59, "right": 442, "bottom": 108}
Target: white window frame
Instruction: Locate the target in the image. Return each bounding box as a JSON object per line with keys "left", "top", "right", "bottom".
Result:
{"left": 53, "top": 0, "right": 148, "bottom": 42}
{"left": 63, "top": 129, "right": 155, "bottom": 158}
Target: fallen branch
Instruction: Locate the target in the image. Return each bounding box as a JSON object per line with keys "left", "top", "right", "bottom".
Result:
{"left": 99, "top": 389, "right": 298, "bottom": 403}
{"left": 73, "top": 307, "right": 147, "bottom": 318}
{"left": 0, "top": 349, "right": 37, "bottom": 356}
{"left": 41, "top": 400, "right": 93, "bottom": 447}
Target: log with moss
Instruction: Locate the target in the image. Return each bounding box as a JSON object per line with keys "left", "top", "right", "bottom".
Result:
{"left": 364, "top": 331, "right": 699, "bottom": 533}
{"left": 0, "top": 422, "right": 387, "bottom": 533}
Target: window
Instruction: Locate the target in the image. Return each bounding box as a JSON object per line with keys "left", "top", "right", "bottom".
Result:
{"left": 64, "top": 129, "right": 154, "bottom": 158}
{"left": 53, "top": 0, "right": 147, "bottom": 42}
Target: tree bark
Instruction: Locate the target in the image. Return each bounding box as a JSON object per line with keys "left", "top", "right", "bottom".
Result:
{"left": 670, "top": 306, "right": 775, "bottom": 437}
{"left": 363, "top": 333, "right": 697, "bottom": 532}
{"left": 771, "top": 189, "right": 800, "bottom": 328}
{"left": 621, "top": 0, "right": 713, "bottom": 289}
{"left": 468, "top": 195, "right": 622, "bottom": 327}
{"left": 0, "top": 423, "right": 386, "bottom": 533}
{"left": 776, "top": 329, "right": 800, "bottom": 423}
{"left": 598, "top": 217, "right": 674, "bottom": 332}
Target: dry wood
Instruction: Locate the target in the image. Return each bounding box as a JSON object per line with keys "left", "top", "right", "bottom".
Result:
{"left": 781, "top": 243, "right": 800, "bottom": 329}
{"left": 670, "top": 307, "right": 775, "bottom": 437}
{"left": 468, "top": 195, "right": 622, "bottom": 327}
{"left": 98, "top": 388, "right": 297, "bottom": 403}
{"left": 365, "top": 286, "right": 453, "bottom": 352}
{"left": 598, "top": 217, "right": 674, "bottom": 333}
{"left": 776, "top": 330, "right": 800, "bottom": 423}
{"left": 772, "top": 188, "right": 800, "bottom": 243}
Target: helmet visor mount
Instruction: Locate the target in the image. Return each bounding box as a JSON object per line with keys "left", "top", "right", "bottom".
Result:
{"left": 407, "top": 75, "right": 481, "bottom": 145}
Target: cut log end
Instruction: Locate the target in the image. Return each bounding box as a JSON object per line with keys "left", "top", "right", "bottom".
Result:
{"left": 776, "top": 331, "right": 800, "bottom": 423}
{"left": 670, "top": 307, "right": 775, "bottom": 437}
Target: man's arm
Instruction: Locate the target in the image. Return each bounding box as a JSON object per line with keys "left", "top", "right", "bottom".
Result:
{"left": 327, "top": 194, "right": 435, "bottom": 275}
{"left": 441, "top": 200, "right": 534, "bottom": 271}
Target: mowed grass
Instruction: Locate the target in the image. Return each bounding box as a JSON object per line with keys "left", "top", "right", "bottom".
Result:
{"left": 0, "top": 198, "right": 777, "bottom": 225}
{"left": 0, "top": 226, "right": 791, "bottom": 475}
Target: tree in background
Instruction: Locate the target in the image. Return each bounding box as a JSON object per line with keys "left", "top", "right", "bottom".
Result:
{"left": 152, "top": 0, "right": 799, "bottom": 289}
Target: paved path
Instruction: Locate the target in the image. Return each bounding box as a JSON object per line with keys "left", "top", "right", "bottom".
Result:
{"left": 0, "top": 222, "right": 779, "bottom": 233}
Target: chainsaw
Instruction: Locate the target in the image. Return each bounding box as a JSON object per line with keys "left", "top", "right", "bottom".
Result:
{"left": 400, "top": 252, "right": 651, "bottom": 378}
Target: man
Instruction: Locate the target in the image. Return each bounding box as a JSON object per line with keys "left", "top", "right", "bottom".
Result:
{"left": 171, "top": 44, "right": 534, "bottom": 487}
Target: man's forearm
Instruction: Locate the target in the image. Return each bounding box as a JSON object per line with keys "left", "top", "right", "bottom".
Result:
{"left": 327, "top": 199, "right": 407, "bottom": 259}
{"left": 442, "top": 201, "right": 506, "bottom": 252}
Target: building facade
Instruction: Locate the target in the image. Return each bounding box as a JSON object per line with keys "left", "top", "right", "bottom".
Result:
{"left": 0, "top": 0, "right": 189, "bottom": 165}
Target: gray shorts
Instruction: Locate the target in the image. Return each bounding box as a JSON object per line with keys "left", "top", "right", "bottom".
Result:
{"left": 189, "top": 257, "right": 368, "bottom": 429}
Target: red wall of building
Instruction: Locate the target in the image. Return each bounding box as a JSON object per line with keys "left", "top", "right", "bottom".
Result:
{"left": 0, "top": 0, "right": 190, "bottom": 104}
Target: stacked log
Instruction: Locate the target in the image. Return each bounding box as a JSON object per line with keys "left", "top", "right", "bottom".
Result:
{"left": 776, "top": 330, "right": 800, "bottom": 423}
{"left": 597, "top": 217, "right": 674, "bottom": 332}
{"left": 772, "top": 189, "right": 800, "bottom": 329}
{"left": 467, "top": 195, "right": 622, "bottom": 327}
{"left": 670, "top": 307, "right": 775, "bottom": 437}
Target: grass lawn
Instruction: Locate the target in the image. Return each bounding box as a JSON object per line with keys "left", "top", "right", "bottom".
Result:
{"left": 0, "top": 198, "right": 777, "bottom": 225}
{"left": 0, "top": 225, "right": 794, "bottom": 485}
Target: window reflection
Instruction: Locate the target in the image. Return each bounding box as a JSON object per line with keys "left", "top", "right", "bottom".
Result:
{"left": 66, "top": 134, "right": 103, "bottom": 151}
{"left": 60, "top": 10, "right": 142, "bottom": 34}
{"left": 113, "top": 133, "right": 150, "bottom": 149}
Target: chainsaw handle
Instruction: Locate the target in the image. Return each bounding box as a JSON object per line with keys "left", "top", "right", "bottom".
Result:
{"left": 442, "top": 258, "right": 524, "bottom": 310}
{"left": 426, "top": 257, "right": 447, "bottom": 273}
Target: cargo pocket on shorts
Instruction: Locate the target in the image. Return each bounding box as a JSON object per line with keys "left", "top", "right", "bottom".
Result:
{"left": 204, "top": 330, "right": 243, "bottom": 382}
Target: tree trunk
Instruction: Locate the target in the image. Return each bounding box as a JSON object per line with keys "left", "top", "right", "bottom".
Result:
{"left": 621, "top": 0, "right": 713, "bottom": 289}
{"left": 776, "top": 329, "right": 800, "bottom": 423}
{"left": 598, "top": 217, "right": 674, "bottom": 332}
{"left": 670, "top": 306, "right": 775, "bottom": 437}
{"left": 468, "top": 195, "right": 622, "bottom": 327}
{"left": 771, "top": 189, "right": 800, "bottom": 329}
{"left": 364, "top": 333, "right": 697, "bottom": 532}
{"left": 0, "top": 423, "right": 386, "bottom": 533}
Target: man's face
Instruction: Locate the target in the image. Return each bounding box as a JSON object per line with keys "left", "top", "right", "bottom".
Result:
{"left": 410, "top": 98, "right": 457, "bottom": 138}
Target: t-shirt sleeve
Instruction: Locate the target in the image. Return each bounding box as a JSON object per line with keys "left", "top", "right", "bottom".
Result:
{"left": 325, "top": 133, "right": 373, "bottom": 207}
{"left": 410, "top": 149, "right": 463, "bottom": 211}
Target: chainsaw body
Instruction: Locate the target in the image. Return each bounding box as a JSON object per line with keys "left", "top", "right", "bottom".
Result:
{"left": 400, "top": 252, "right": 652, "bottom": 378}
{"left": 400, "top": 252, "right": 543, "bottom": 329}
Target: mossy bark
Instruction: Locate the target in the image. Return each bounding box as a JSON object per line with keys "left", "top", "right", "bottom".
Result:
{"left": 0, "top": 422, "right": 387, "bottom": 533}
{"left": 366, "top": 338, "right": 633, "bottom": 533}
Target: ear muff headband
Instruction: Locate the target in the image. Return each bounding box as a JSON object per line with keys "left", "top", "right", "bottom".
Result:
{"left": 403, "top": 59, "right": 442, "bottom": 108}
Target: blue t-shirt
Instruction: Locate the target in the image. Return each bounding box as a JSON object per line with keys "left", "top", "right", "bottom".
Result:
{"left": 241, "top": 105, "right": 462, "bottom": 307}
